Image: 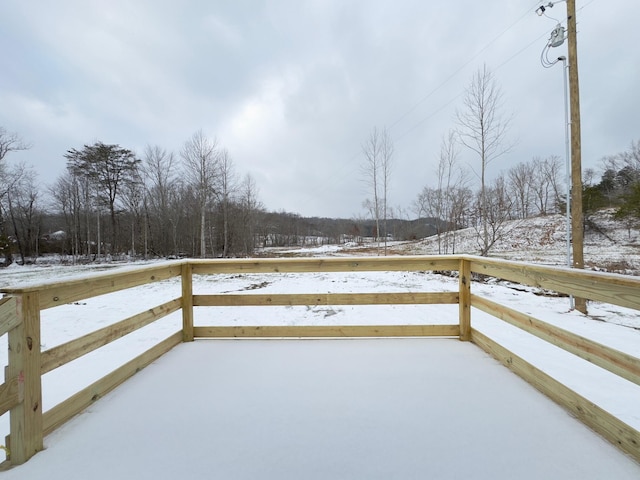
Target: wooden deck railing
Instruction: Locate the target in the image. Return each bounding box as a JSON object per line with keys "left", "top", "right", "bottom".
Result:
{"left": 1, "top": 255, "right": 639, "bottom": 466}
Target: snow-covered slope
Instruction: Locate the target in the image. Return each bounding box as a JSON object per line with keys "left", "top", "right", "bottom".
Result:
{"left": 399, "top": 210, "right": 639, "bottom": 270}
{"left": 281, "top": 210, "right": 639, "bottom": 274}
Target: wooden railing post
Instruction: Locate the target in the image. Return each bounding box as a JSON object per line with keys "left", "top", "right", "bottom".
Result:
{"left": 458, "top": 258, "right": 471, "bottom": 341}
{"left": 182, "top": 263, "right": 194, "bottom": 342}
{"left": 7, "top": 292, "right": 43, "bottom": 464}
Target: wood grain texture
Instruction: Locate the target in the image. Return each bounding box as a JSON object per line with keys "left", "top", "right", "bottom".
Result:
{"left": 0, "top": 296, "right": 20, "bottom": 337}
{"left": 471, "top": 328, "right": 640, "bottom": 463}
{"left": 40, "top": 298, "right": 181, "bottom": 374}
{"left": 43, "top": 331, "right": 182, "bottom": 437}
{"left": 2, "top": 255, "right": 639, "bottom": 466}
{"left": 193, "top": 292, "right": 458, "bottom": 307}
{"left": 194, "top": 325, "right": 460, "bottom": 338}
{"left": 458, "top": 259, "right": 471, "bottom": 341}
{"left": 466, "top": 256, "right": 640, "bottom": 310}
{"left": 189, "top": 256, "right": 459, "bottom": 275}
{"left": 7, "top": 293, "right": 43, "bottom": 464}
{"left": 1, "top": 262, "right": 183, "bottom": 310}
{"left": 472, "top": 294, "right": 640, "bottom": 386}
{"left": 182, "top": 263, "right": 194, "bottom": 342}
{"left": 0, "top": 376, "right": 20, "bottom": 417}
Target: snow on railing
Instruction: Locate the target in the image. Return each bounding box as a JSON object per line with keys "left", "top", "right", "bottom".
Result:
{"left": 0, "top": 255, "right": 639, "bottom": 466}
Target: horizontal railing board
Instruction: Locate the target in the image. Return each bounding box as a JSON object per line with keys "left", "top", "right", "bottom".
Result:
{"left": 0, "top": 255, "right": 637, "bottom": 466}
{"left": 467, "top": 256, "right": 640, "bottom": 311}
{"left": 194, "top": 325, "right": 460, "bottom": 338}
{"left": 193, "top": 292, "right": 459, "bottom": 307}
{"left": 0, "top": 296, "right": 20, "bottom": 337}
{"left": 471, "top": 294, "right": 640, "bottom": 387}
{"left": 41, "top": 298, "right": 182, "bottom": 374}
{"left": 190, "top": 256, "right": 460, "bottom": 275}
{"left": 42, "top": 331, "right": 183, "bottom": 437}
{"left": 0, "top": 376, "right": 20, "bottom": 417}
{"left": 471, "top": 328, "right": 640, "bottom": 463}
{"left": 1, "top": 262, "right": 183, "bottom": 311}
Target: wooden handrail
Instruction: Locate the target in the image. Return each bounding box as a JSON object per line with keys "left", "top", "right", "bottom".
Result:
{"left": 193, "top": 325, "right": 460, "bottom": 338}
{"left": 466, "top": 255, "right": 640, "bottom": 310}
{"left": 1, "top": 262, "right": 183, "bottom": 310}
{"left": 0, "top": 296, "right": 20, "bottom": 337}
{"left": 1, "top": 255, "right": 639, "bottom": 465}
{"left": 472, "top": 294, "right": 640, "bottom": 387}
{"left": 40, "top": 298, "right": 182, "bottom": 374}
{"left": 192, "top": 292, "right": 459, "bottom": 307}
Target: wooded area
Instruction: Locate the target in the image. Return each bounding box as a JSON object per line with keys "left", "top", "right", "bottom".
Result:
{"left": 1, "top": 125, "right": 639, "bottom": 264}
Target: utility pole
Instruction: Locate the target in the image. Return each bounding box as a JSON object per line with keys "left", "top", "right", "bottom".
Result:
{"left": 537, "top": 0, "right": 587, "bottom": 313}
{"left": 566, "top": 0, "right": 587, "bottom": 313}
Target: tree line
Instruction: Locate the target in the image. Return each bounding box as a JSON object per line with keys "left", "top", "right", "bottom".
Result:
{"left": 1, "top": 129, "right": 269, "bottom": 264}
{"left": 583, "top": 141, "right": 640, "bottom": 218}
{"left": 365, "top": 65, "right": 567, "bottom": 256}
{"left": 0, "top": 126, "right": 436, "bottom": 265}
{"left": 2, "top": 64, "right": 640, "bottom": 264}
{"left": 363, "top": 65, "right": 640, "bottom": 256}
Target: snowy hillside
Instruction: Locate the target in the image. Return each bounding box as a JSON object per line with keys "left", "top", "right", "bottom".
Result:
{"left": 402, "top": 210, "right": 640, "bottom": 273}
{"left": 278, "top": 209, "right": 640, "bottom": 275}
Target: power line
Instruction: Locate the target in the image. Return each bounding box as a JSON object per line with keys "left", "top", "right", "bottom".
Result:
{"left": 393, "top": 28, "right": 550, "bottom": 146}
{"left": 394, "top": 93, "right": 463, "bottom": 144}
{"left": 387, "top": 1, "right": 543, "bottom": 134}
{"left": 308, "top": 2, "right": 572, "bottom": 207}
{"left": 501, "top": 29, "right": 554, "bottom": 71}
{"left": 577, "top": 0, "right": 599, "bottom": 12}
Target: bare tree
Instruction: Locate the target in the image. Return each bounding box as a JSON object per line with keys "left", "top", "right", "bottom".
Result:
{"left": 543, "top": 155, "right": 563, "bottom": 214}
{"left": 361, "top": 126, "right": 393, "bottom": 253}
{"left": 50, "top": 172, "right": 83, "bottom": 260}
{"left": 435, "top": 131, "right": 467, "bottom": 253}
{"left": 120, "top": 165, "right": 145, "bottom": 258}
{"left": 415, "top": 131, "right": 468, "bottom": 253}
{"left": 530, "top": 156, "right": 562, "bottom": 216}
{"left": 470, "top": 174, "right": 514, "bottom": 255}
{"left": 448, "top": 186, "right": 473, "bottom": 253}
{"left": 508, "top": 161, "right": 535, "bottom": 219}
{"left": 238, "top": 173, "right": 263, "bottom": 256}
{"left": 0, "top": 127, "right": 31, "bottom": 163}
{"left": 143, "top": 145, "right": 176, "bottom": 256}
{"left": 380, "top": 129, "right": 393, "bottom": 253}
{"left": 181, "top": 130, "right": 219, "bottom": 258}
{"left": 456, "top": 64, "right": 513, "bottom": 255}
{"left": 0, "top": 127, "right": 31, "bottom": 265}
{"left": 621, "top": 139, "right": 640, "bottom": 173}
{"left": 167, "top": 179, "right": 191, "bottom": 257}
{"left": 5, "top": 164, "right": 41, "bottom": 264}
{"left": 216, "top": 148, "right": 237, "bottom": 257}
{"left": 362, "top": 128, "right": 381, "bottom": 244}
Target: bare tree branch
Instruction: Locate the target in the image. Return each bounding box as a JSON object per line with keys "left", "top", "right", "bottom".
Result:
{"left": 0, "top": 127, "right": 31, "bottom": 162}
{"left": 456, "top": 64, "right": 514, "bottom": 255}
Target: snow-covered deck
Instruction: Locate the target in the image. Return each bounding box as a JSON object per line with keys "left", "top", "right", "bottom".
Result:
{"left": 4, "top": 338, "right": 640, "bottom": 479}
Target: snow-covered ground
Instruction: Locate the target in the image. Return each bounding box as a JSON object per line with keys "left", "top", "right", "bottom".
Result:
{"left": 4, "top": 339, "right": 640, "bottom": 480}
{"left": 1, "top": 212, "right": 639, "bottom": 473}
{"left": 279, "top": 209, "right": 640, "bottom": 274}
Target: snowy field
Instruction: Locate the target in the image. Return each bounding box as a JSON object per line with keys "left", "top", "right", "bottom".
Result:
{"left": 1, "top": 224, "right": 639, "bottom": 475}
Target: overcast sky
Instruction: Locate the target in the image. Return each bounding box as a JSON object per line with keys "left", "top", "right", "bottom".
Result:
{"left": 2, "top": 0, "right": 639, "bottom": 219}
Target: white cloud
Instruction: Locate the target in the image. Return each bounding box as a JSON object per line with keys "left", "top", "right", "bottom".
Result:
{"left": 2, "top": 0, "right": 640, "bottom": 217}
